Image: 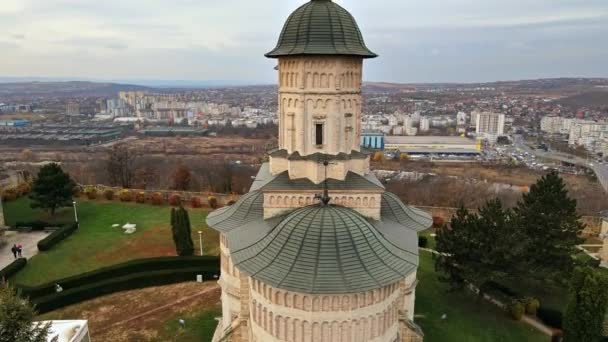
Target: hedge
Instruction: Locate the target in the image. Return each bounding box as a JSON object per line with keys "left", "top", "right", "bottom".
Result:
{"left": 37, "top": 223, "right": 78, "bottom": 251}
{"left": 31, "top": 266, "right": 219, "bottom": 313}
{"left": 19, "top": 256, "right": 219, "bottom": 299}
{"left": 537, "top": 306, "right": 563, "bottom": 329}
{"left": 418, "top": 236, "right": 428, "bottom": 248}
{"left": 16, "top": 221, "right": 51, "bottom": 230}
{"left": 0, "top": 258, "right": 27, "bottom": 280}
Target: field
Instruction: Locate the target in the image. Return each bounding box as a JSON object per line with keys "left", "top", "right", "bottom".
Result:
{"left": 38, "top": 282, "right": 221, "bottom": 342}
{"left": 4, "top": 197, "right": 218, "bottom": 286}
{"left": 5, "top": 197, "right": 549, "bottom": 341}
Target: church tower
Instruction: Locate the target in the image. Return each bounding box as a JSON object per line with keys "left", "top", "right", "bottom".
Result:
{"left": 208, "top": 1, "right": 431, "bottom": 341}
{"left": 266, "top": 0, "right": 377, "bottom": 184}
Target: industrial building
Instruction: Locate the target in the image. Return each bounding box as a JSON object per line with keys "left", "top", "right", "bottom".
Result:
{"left": 384, "top": 136, "right": 481, "bottom": 155}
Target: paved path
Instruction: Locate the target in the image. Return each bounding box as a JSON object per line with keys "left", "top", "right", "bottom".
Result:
{"left": 0, "top": 231, "right": 50, "bottom": 269}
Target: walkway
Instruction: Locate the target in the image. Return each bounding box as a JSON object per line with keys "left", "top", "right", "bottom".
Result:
{"left": 0, "top": 230, "right": 50, "bottom": 269}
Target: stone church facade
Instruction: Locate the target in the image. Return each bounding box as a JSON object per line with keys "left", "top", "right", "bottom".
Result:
{"left": 207, "top": 1, "right": 431, "bottom": 341}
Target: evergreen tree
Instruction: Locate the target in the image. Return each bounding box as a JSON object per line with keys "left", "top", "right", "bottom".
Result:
{"left": 29, "top": 163, "right": 75, "bottom": 216}
{"left": 0, "top": 283, "right": 50, "bottom": 342}
{"left": 513, "top": 171, "right": 584, "bottom": 278}
{"left": 435, "top": 200, "right": 522, "bottom": 290}
{"left": 563, "top": 267, "right": 608, "bottom": 342}
{"left": 170, "top": 207, "right": 194, "bottom": 256}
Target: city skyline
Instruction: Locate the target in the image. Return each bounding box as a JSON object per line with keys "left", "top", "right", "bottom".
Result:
{"left": 1, "top": 0, "right": 607, "bottom": 84}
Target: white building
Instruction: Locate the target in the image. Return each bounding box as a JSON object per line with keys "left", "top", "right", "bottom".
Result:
{"left": 419, "top": 116, "right": 430, "bottom": 132}
{"left": 568, "top": 120, "right": 608, "bottom": 147}
{"left": 475, "top": 112, "right": 505, "bottom": 143}
{"left": 541, "top": 116, "right": 574, "bottom": 135}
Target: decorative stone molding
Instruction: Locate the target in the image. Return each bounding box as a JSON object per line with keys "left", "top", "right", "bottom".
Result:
{"left": 263, "top": 192, "right": 381, "bottom": 220}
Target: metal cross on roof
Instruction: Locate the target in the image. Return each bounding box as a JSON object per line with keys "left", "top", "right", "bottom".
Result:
{"left": 314, "top": 157, "right": 335, "bottom": 206}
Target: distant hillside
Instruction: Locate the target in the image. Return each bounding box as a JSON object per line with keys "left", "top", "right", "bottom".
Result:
{"left": 364, "top": 78, "right": 608, "bottom": 93}
{"left": 558, "top": 90, "right": 608, "bottom": 108}
{"left": 0, "top": 81, "right": 153, "bottom": 99}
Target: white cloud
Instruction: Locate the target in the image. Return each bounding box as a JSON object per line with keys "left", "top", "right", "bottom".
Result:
{"left": 0, "top": 0, "right": 607, "bottom": 83}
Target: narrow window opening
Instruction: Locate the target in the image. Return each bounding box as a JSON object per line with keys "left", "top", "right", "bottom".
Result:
{"left": 315, "top": 123, "right": 324, "bottom": 145}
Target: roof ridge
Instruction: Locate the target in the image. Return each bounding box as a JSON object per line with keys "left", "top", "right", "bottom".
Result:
{"left": 338, "top": 209, "right": 382, "bottom": 288}
{"left": 330, "top": 206, "right": 350, "bottom": 289}
{"left": 384, "top": 192, "right": 431, "bottom": 227}
{"left": 276, "top": 206, "right": 323, "bottom": 288}
{"left": 357, "top": 216, "right": 418, "bottom": 273}
{"left": 309, "top": 207, "right": 326, "bottom": 292}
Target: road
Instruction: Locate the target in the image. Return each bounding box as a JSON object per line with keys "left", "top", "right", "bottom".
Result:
{"left": 513, "top": 135, "right": 608, "bottom": 194}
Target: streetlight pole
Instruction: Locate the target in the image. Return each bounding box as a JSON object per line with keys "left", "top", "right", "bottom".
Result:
{"left": 72, "top": 201, "right": 78, "bottom": 226}
{"left": 198, "top": 231, "right": 203, "bottom": 256}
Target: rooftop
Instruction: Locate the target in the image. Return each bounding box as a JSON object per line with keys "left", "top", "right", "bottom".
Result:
{"left": 265, "top": 0, "right": 377, "bottom": 59}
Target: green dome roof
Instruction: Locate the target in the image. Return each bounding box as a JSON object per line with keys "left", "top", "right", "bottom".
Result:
{"left": 230, "top": 205, "right": 417, "bottom": 294}
{"left": 265, "top": 0, "right": 377, "bottom": 59}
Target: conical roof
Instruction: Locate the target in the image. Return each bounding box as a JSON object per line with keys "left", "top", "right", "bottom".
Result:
{"left": 265, "top": 0, "right": 377, "bottom": 59}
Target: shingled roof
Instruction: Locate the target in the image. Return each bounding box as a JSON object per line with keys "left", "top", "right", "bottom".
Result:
{"left": 265, "top": 0, "right": 377, "bottom": 59}
{"left": 230, "top": 205, "right": 418, "bottom": 294}
{"left": 206, "top": 186, "right": 432, "bottom": 293}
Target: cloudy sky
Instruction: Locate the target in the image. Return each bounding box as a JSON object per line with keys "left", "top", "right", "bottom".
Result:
{"left": 1, "top": 0, "right": 607, "bottom": 84}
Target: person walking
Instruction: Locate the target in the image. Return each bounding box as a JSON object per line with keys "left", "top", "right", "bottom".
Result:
{"left": 16, "top": 244, "right": 22, "bottom": 257}
{"left": 10, "top": 245, "right": 17, "bottom": 259}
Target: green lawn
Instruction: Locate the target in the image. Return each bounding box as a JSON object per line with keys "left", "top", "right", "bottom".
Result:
{"left": 4, "top": 197, "right": 218, "bottom": 286}
{"left": 415, "top": 251, "right": 547, "bottom": 342}
{"left": 154, "top": 308, "right": 221, "bottom": 342}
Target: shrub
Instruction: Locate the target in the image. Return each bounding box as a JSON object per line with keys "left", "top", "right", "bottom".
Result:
{"left": 0, "top": 258, "right": 27, "bottom": 280}
{"left": 16, "top": 182, "right": 31, "bottom": 196}
{"left": 103, "top": 189, "right": 115, "bottom": 200}
{"left": 509, "top": 301, "right": 525, "bottom": 321}
{"left": 524, "top": 297, "right": 540, "bottom": 316}
{"left": 150, "top": 192, "right": 163, "bottom": 205}
{"left": 1, "top": 188, "right": 18, "bottom": 201}
{"left": 135, "top": 192, "right": 146, "bottom": 204}
{"left": 190, "top": 196, "right": 202, "bottom": 208}
{"left": 418, "top": 236, "right": 428, "bottom": 248}
{"left": 37, "top": 223, "right": 78, "bottom": 252}
{"left": 118, "top": 189, "right": 132, "bottom": 202}
{"left": 83, "top": 187, "right": 97, "bottom": 200}
{"left": 537, "top": 306, "right": 563, "bottom": 329}
{"left": 432, "top": 216, "right": 445, "bottom": 228}
{"left": 208, "top": 196, "right": 218, "bottom": 209}
{"left": 168, "top": 194, "right": 182, "bottom": 207}
{"left": 72, "top": 185, "right": 83, "bottom": 197}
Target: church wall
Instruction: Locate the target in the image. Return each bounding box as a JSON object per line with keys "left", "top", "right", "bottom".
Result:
{"left": 247, "top": 277, "right": 410, "bottom": 342}
{"left": 263, "top": 192, "right": 381, "bottom": 220}
{"left": 219, "top": 234, "right": 242, "bottom": 329}
{"left": 277, "top": 56, "right": 363, "bottom": 157}
{"left": 268, "top": 156, "right": 371, "bottom": 183}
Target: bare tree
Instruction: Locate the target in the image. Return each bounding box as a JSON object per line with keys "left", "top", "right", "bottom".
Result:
{"left": 106, "top": 144, "right": 138, "bottom": 188}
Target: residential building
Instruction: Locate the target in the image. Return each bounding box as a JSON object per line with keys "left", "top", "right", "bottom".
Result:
{"left": 475, "top": 112, "right": 505, "bottom": 143}
{"left": 420, "top": 116, "right": 430, "bottom": 132}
